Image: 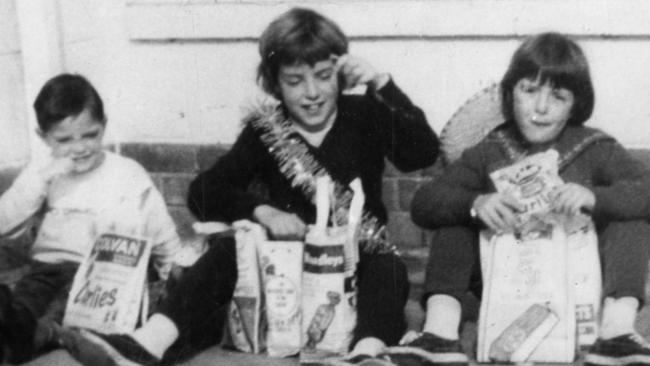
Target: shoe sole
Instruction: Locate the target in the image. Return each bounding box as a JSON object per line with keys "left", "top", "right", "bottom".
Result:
{"left": 322, "top": 358, "right": 397, "bottom": 366}
{"left": 77, "top": 329, "right": 147, "bottom": 366}
{"left": 357, "top": 359, "right": 398, "bottom": 366}
{"left": 585, "top": 353, "right": 650, "bottom": 366}
{"left": 385, "top": 346, "right": 468, "bottom": 365}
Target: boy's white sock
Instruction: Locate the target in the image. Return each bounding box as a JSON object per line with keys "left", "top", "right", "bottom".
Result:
{"left": 599, "top": 296, "right": 638, "bottom": 340}
{"left": 132, "top": 314, "right": 179, "bottom": 359}
{"left": 349, "top": 337, "right": 386, "bottom": 357}
{"left": 423, "top": 294, "right": 462, "bottom": 340}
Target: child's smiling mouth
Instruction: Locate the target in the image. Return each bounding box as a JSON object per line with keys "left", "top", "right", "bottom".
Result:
{"left": 71, "top": 154, "right": 94, "bottom": 164}
{"left": 303, "top": 102, "right": 323, "bottom": 113}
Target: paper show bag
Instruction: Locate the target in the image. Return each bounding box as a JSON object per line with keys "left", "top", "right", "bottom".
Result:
{"left": 223, "top": 220, "right": 266, "bottom": 354}
{"left": 477, "top": 228, "right": 576, "bottom": 363}
{"left": 565, "top": 218, "right": 601, "bottom": 347}
{"left": 225, "top": 220, "right": 304, "bottom": 357}
{"left": 300, "top": 176, "right": 364, "bottom": 364}
{"left": 489, "top": 149, "right": 563, "bottom": 235}
{"left": 478, "top": 150, "right": 576, "bottom": 363}
{"left": 63, "top": 194, "right": 152, "bottom": 334}
{"left": 257, "top": 236, "right": 304, "bottom": 357}
{"left": 486, "top": 148, "right": 602, "bottom": 350}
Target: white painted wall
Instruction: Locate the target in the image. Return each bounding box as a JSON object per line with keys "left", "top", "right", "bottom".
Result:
{"left": 3, "top": 0, "right": 650, "bottom": 169}
{"left": 0, "top": 0, "right": 29, "bottom": 168}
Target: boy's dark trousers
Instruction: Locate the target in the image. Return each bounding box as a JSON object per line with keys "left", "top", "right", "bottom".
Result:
{"left": 1, "top": 260, "right": 78, "bottom": 363}
{"left": 422, "top": 220, "right": 650, "bottom": 313}
{"left": 158, "top": 234, "right": 410, "bottom": 363}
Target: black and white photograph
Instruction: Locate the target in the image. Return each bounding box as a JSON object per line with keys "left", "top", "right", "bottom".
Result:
{"left": 0, "top": 1, "right": 649, "bottom": 365}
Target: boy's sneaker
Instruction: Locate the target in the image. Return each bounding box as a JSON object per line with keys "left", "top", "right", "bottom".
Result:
{"left": 0, "top": 284, "right": 10, "bottom": 362}
{"left": 59, "top": 328, "right": 160, "bottom": 366}
{"left": 585, "top": 333, "right": 650, "bottom": 366}
{"left": 382, "top": 332, "right": 468, "bottom": 366}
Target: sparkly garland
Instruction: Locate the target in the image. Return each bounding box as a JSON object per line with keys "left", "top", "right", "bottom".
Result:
{"left": 493, "top": 128, "right": 609, "bottom": 168}
{"left": 245, "top": 100, "right": 396, "bottom": 254}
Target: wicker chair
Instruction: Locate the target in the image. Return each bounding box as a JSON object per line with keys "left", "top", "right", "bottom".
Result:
{"left": 439, "top": 83, "right": 504, "bottom": 166}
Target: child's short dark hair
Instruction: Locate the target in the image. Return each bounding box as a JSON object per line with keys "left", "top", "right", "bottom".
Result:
{"left": 257, "top": 7, "right": 348, "bottom": 98}
{"left": 500, "top": 32, "right": 594, "bottom": 126}
{"left": 33, "top": 74, "right": 106, "bottom": 132}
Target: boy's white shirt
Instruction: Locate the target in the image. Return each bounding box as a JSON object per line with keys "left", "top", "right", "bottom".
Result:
{"left": 0, "top": 151, "right": 180, "bottom": 280}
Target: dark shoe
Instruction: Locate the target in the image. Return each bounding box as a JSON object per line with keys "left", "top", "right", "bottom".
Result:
{"left": 356, "top": 358, "right": 399, "bottom": 366}
{"left": 0, "top": 284, "right": 10, "bottom": 361}
{"left": 382, "top": 332, "right": 468, "bottom": 366}
{"left": 60, "top": 328, "right": 160, "bottom": 366}
{"left": 33, "top": 319, "right": 65, "bottom": 354}
{"left": 585, "top": 333, "right": 650, "bottom": 366}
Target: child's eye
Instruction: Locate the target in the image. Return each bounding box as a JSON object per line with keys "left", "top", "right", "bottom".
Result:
{"left": 83, "top": 131, "right": 99, "bottom": 139}
{"left": 316, "top": 70, "right": 333, "bottom": 81}
{"left": 55, "top": 137, "right": 72, "bottom": 144}
{"left": 282, "top": 76, "right": 302, "bottom": 86}
{"left": 552, "top": 89, "right": 571, "bottom": 102}
{"left": 520, "top": 83, "right": 537, "bottom": 93}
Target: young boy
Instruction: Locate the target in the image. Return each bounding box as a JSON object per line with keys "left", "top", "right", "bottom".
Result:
{"left": 0, "top": 73, "right": 180, "bottom": 363}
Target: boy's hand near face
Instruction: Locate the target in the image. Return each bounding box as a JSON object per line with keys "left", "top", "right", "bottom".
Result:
{"left": 38, "top": 156, "right": 74, "bottom": 184}
{"left": 335, "top": 54, "right": 390, "bottom": 91}
{"left": 550, "top": 183, "right": 595, "bottom": 217}
{"left": 253, "top": 204, "right": 307, "bottom": 240}
{"left": 472, "top": 193, "right": 524, "bottom": 233}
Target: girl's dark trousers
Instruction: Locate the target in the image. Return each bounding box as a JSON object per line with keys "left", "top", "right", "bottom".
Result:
{"left": 422, "top": 220, "right": 650, "bottom": 314}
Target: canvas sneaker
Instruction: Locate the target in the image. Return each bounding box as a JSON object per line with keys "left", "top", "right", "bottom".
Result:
{"left": 60, "top": 328, "right": 160, "bottom": 366}
{"left": 0, "top": 284, "right": 9, "bottom": 362}
{"left": 381, "top": 332, "right": 468, "bottom": 366}
{"left": 585, "top": 333, "right": 650, "bottom": 366}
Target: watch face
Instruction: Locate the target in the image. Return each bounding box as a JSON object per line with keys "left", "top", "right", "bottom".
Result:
{"left": 470, "top": 207, "right": 478, "bottom": 218}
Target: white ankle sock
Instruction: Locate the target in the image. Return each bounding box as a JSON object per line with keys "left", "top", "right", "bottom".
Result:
{"left": 423, "top": 294, "right": 462, "bottom": 340}
{"left": 132, "top": 314, "right": 179, "bottom": 359}
{"left": 350, "top": 337, "right": 386, "bottom": 357}
{"left": 599, "top": 297, "right": 638, "bottom": 340}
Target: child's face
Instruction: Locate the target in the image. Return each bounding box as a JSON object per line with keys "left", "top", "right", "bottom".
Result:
{"left": 513, "top": 76, "right": 575, "bottom": 145}
{"left": 40, "top": 109, "right": 106, "bottom": 174}
{"left": 277, "top": 58, "right": 339, "bottom": 132}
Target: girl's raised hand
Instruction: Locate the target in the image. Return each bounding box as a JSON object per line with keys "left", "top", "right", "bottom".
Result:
{"left": 335, "top": 54, "right": 389, "bottom": 91}
{"left": 253, "top": 204, "right": 307, "bottom": 240}
{"left": 550, "top": 183, "right": 595, "bottom": 217}
{"left": 472, "top": 192, "right": 524, "bottom": 233}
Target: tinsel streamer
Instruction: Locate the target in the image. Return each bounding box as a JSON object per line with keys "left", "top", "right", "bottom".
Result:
{"left": 246, "top": 100, "right": 396, "bottom": 254}
{"left": 494, "top": 128, "right": 609, "bottom": 169}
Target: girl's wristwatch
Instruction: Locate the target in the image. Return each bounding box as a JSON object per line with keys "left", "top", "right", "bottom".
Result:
{"left": 470, "top": 207, "right": 478, "bottom": 219}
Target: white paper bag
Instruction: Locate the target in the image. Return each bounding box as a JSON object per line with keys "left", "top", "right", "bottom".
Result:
{"left": 567, "top": 220, "right": 601, "bottom": 347}
{"left": 225, "top": 220, "right": 265, "bottom": 354}
{"left": 258, "top": 239, "right": 303, "bottom": 357}
{"left": 478, "top": 228, "right": 576, "bottom": 363}
{"left": 489, "top": 150, "right": 563, "bottom": 236}
{"left": 300, "top": 177, "right": 363, "bottom": 363}
{"left": 226, "top": 220, "right": 305, "bottom": 358}
{"left": 63, "top": 191, "right": 153, "bottom": 334}
{"left": 479, "top": 148, "right": 602, "bottom": 360}
{"left": 63, "top": 232, "right": 151, "bottom": 334}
